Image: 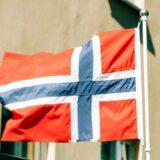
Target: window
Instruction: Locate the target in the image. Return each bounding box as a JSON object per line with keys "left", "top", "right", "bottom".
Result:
{"left": 101, "top": 140, "right": 139, "bottom": 160}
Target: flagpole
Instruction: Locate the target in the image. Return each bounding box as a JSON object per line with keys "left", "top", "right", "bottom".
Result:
{"left": 140, "top": 9, "right": 150, "bottom": 160}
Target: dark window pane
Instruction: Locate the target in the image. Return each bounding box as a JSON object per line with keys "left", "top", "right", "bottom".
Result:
{"left": 101, "top": 142, "right": 116, "bottom": 160}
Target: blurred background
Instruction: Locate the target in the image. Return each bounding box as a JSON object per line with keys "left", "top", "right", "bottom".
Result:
{"left": 0, "top": 0, "right": 160, "bottom": 160}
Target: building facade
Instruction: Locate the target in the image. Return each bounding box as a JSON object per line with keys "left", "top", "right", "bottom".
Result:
{"left": 0, "top": 0, "right": 160, "bottom": 160}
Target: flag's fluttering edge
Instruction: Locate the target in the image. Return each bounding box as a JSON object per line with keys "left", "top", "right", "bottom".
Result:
{"left": 0, "top": 28, "right": 143, "bottom": 142}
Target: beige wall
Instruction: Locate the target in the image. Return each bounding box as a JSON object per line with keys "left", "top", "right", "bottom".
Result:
{"left": 146, "top": 1, "right": 160, "bottom": 160}
{"left": 0, "top": 0, "right": 160, "bottom": 160}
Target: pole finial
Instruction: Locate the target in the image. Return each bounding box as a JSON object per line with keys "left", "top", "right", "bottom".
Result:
{"left": 140, "top": 10, "right": 149, "bottom": 21}
{"left": 140, "top": 9, "right": 149, "bottom": 17}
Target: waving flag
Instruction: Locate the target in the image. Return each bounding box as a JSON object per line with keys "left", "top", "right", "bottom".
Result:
{"left": 0, "top": 28, "right": 143, "bottom": 142}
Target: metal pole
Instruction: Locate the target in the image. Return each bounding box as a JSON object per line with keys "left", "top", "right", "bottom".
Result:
{"left": 140, "top": 9, "right": 150, "bottom": 160}
{"left": 47, "top": 143, "right": 56, "bottom": 160}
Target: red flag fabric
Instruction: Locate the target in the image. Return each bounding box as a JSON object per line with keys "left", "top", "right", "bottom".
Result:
{"left": 0, "top": 28, "right": 143, "bottom": 142}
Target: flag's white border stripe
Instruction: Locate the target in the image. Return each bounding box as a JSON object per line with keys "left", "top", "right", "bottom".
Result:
{"left": 5, "top": 92, "right": 136, "bottom": 111}
{"left": 135, "top": 28, "right": 144, "bottom": 140}
{"left": 70, "top": 97, "right": 79, "bottom": 142}
{"left": 92, "top": 35, "right": 101, "bottom": 79}
{"left": 93, "top": 92, "right": 136, "bottom": 102}
{"left": 95, "top": 70, "right": 136, "bottom": 81}
{"left": 5, "top": 96, "right": 75, "bottom": 110}
{"left": 91, "top": 97, "right": 100, "bottom": 141}
{"left": 71, "top": 47, "right": 81, "bottom": 80}
{"left": 0, "top": 76, "right": 77, "bottom": 93}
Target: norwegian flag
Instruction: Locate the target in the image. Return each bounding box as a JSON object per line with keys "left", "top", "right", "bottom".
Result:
{"left": 0, "top": 28, "right": 143, "bottom": 142}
